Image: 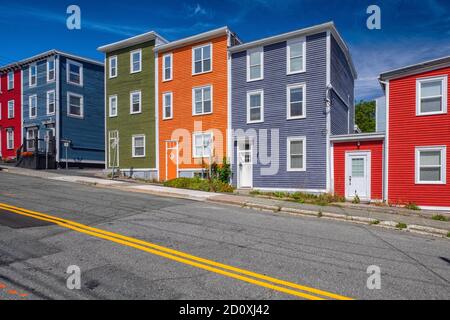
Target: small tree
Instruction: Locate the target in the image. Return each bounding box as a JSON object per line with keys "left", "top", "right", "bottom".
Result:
{"left": 355, "top": 100, "right": 376, "bottom": 133}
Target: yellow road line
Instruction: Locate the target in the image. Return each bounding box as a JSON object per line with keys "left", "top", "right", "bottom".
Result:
{"left": 0, "top": 202, "right": 353, "bottom": 300}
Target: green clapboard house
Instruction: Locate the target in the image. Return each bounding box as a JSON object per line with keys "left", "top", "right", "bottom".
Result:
{"left": 98, "top": 32, "right": 168, "bottom": 179}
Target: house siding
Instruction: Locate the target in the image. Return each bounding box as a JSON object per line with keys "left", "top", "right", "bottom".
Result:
{"left": 0, "top": 69, "right": 22, "bottom": 159}
{"left": 388, "top": 66, "right": 450, "bottom": 207}
{"left": 59, "top": 56, "right": 105, "bottom": 162}
{"left": 158, "top": 35, "right": 229, "bottom": 181}
{"left": 330, "top": 35, "right": 354, "bottom": 134}
{"left": 333, "top": 140, "right": 384, "bottom": 200}
{"left": 105, "top": 40, "right": 157, "bottom": 172}
{"left": 231, "top": 32, "right": 328, "bottom": 190}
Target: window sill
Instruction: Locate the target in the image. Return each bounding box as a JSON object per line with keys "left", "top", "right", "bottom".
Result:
{"left": 287, "top": 70, "right": 306, "bottom": 76}
{"left": 130, "top": 70, "right": 142, "bottom": 75}
{"left": 416, "top": 111, "right": 447, "bottom": 117}
{"left": 246, "top": 77, "right": 264, "bottom": 83}
{"left": 67, "top": 81, "right": 83, "bottom": 87}
{"left": 415, "top": 181, "right": 446, "bottom": 185}
{"left": 192, "top": 70, "right": 213, "bottom": 77}
{"left": 67, "top": 114, "right": 84, "bottom": 119}
{"left": 287, "top": 116, "right": 306, "bottom": 120}
{"left": 287, "top": 168, "right": 307, "bottom": 172}
{"left": 192, "top": 112, "right": 213, "bottom": 117}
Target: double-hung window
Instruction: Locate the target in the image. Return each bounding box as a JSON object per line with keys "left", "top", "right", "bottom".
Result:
{"left": 287, "top": 83, "right": 306, "bottom": 119}
{"left": 109, "top": 95, "right": 118, "bottom": 117}
{"left": 26, "top": 128, "right": 37, "bottom": 151}
{"left": 47, "top": 58, "right": 55, "bottom": 82}
{"left": 193, "top": 44, "right": 212, "bottom": 74}
{"left": 163, "top": 53, "right": 173, "bottom": 81}
{"left": 247, "top": 48, "right": 263, "bottom": 81}
{"left": 416, "top": 76, "right": 447, "bottom": 115}
{"left": 109, "top": 56, "right": 117, "bottom": 78}
{"left": 247, "top": 90, "right": 264, "bottom": 123}
{"left": 287, "top": 137, "right": 306, "bottom": 171}
{"left": 67, "top": 60, "right": 83, "bottom": 86}
{"left": 130, "top": 49, "right": 142, "bottom": 73}
{"left": 29, "top": 95, "right": 37, "bottom": 119}
{"left": 47, "top": 90, "right": 55, "bottom": 115}
{"left": 163, "top": 92, "right": 173, "bottom": 120}
{"left": 6, "top": 129, "right": 14, "bottom": 150}
{"left": 193, "top": 86, "right": 212, "bottom": 115}
{"left": 8, "top": 100, "right": 14, "bottom": 119}
{"left": 416, "top": 146, "right": 446, "bottom": 184}
{"left": 130, "top": 91, "right": 142, "bottom": 114}
{"left": 132, "top": 135, "right": 145, "bottom": 158}
{"left": 7, "top": 71, "right": 14, "bottom": 90}
{"left": 193, "top": 132, "right": 213, "bottom": 158}
{"left": 67, "top": 92, "right": 84, "bottom": 118}
{"left": 29, "top": 64, "right": 37, "bottom": 87}
{"left": 287, "top": 38, "right": 306, "bottom": 74}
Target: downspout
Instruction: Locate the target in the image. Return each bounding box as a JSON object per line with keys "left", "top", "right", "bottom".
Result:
{"left": 379, "top": 79, "right": 389, "bottom": 203}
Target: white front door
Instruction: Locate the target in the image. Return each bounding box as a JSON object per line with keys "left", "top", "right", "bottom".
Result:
{"left": 238, "top": 140, "right": 252, "bottom": 188}
{"left": 346, "top": 152, "right": 371, "bottom": 200}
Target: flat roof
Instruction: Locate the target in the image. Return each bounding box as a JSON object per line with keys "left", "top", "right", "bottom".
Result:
{"left": 154, "top": 26, "right": 239, "bottom": 53}
{"left": 0, "top": 50, "right": 103, "bottom": 73}
{"left": 98, "top": 31, "right": 168, "bottom": 53}
{"left": 379, "top": 55, "right": 450, "bottom": 81}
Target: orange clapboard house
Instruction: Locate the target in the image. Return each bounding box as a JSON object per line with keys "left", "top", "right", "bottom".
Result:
{"left": 156, "top": 27, "right": 241, "bottom": 181}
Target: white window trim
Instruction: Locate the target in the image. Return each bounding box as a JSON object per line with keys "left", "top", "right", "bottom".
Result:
{"left": 7, "top": 100, "right": 14, "bottom": 119}
{"left": 132, "top": 134, "right": 146, "bottom": 158}
{"left": 287, "top": 37, "right": 306, "bottom": 75}
{"left": 109, "top": 95, "right": 118, "bottom": 117}
{"left": 192, "top": 132, "right": 213, "bottom": 159}
{"left": 67, "top": 92, "right": 84, "bottom": 119}
{"left": 109, "top": 56, "right": 118, "bottom": 79}
{"left": 287, "top": 83, "right": 306, "bottom": 120}
{"left": 130, "top": 49, "right": 142, "bottom": 74}
{"left": 47, "top": 58, "right": 55, "bottom": 82}
{"left": 162, "top": 53, "right": 173, "bottom": 81}
{"left": 29, "top": 64, "right": 37, "bottom": 87}
{"left": 192, "top": 85, "right": 213, "bottom": 116}
{"left": 7, "top": 71, "right": 14, "bottom": 90}
{"left": 130, "top": 90, "right": 142, "bottom": 114}
{"left": 46, "top": 90, "right": 56, "bottom": 115}
{"left": 7, "top": 129, "right": 14, "bottom": 150}
{"left": 67, "top": 59, "right": 84, "bottom": 86}
{"left": 162, "top": 92, "right": 173, "bottom": 120}
{"left": 192, "top": 43, "right": 213, "bottom": 75}
{"left": 246, "top": 89, "right": 264, "bottom": 124}
{"left": 287, "top": 136, "right": 307, "bottom": 172}
{"left": 416, "top": 76, "right": 447, "bottom": 116}
{"left": 415, "top": 146, "right": 447, "bottom": 185}
{"left": 29, "top": 95, "right": 37, "bottom": 119}
{"left": 246, "top": 47, "right": 264, "bottom": 82}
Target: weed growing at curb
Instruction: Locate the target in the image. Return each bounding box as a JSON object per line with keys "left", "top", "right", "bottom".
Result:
{"left": 432, "top": 214, "right": 449, "bottom": 222}
{"left": 396, "top": 223, "right": 407, "bottom": 230}
{"left": 370, "top": 220, "right": 380, "bottom": 225}
{"left": 318, "top": 211, "right": 323, "bottom": 218}
{"left": 404, "top": 203, "right": 420, "bottom": 211}
{"left": 352, "top": 195, "right": 361, "bottom": 204}
{"left": 447, "top": 232, "right": 450, "bottom": 238}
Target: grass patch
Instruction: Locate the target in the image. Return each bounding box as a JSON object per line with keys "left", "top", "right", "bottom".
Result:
{"left": 404, "top": 202, "right": 420, "bottom": 211}
{"left": 396, "top": 223, "right": 407, "bottom": 230}
{"left": 164, "top": 177, "right": 234, "bottom": 193}
{"left": 432, "top": 214, "right": 449, "bottom": 222}
{"left": 250, "top": 190, "right": 345, "bottom": 206}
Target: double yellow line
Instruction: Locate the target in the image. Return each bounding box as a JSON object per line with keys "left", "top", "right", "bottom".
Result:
{"left": 0, "top": 202, "right": 353, "bottom": 300}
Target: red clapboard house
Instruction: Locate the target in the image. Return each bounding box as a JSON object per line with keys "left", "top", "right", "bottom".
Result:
{"left": 0, "top": 65, "right": 22, "bottom": 161}
{"left": 380, "top": 56, "right": 450, "bottom": 210}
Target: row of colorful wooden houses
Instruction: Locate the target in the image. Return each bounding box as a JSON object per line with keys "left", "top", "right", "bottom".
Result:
{"left": 0, "top": 21, "right": 449, "bottom": 210}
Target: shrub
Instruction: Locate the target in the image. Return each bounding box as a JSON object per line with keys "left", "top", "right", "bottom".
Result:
{"left": 164, "top": 177, "right": 234, "bottom": 193}
{"left": 432, "top": 215, "right": 449, "bottom": 222}
{"left": 396, "top": 223, "right": 407, "bottom": 230}
{"left": 404, "top": 203, "right": 420, "bottom": 211}
{"left": 210, "top": 157, "right": 231, "bottom": 183}
{"left": 352, "top": 195, "right": 361, "bottom": 204}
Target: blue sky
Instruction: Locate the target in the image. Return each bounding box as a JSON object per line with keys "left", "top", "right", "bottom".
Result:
{"left": 1, "top": 0, "right": 449, "bottom": 100}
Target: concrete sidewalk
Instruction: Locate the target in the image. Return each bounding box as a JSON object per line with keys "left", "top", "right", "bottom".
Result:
{"left": 1, "top": 165, "right": 449, "bottom": 238}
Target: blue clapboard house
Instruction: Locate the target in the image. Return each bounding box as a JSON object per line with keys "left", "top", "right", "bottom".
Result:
{"left": 20, "top": 50, "right": 104, "bottom": 168}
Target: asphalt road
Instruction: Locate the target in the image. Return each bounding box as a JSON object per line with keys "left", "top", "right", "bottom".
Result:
{"left": 0, "top": 171, "right": 448, "bottom": 300}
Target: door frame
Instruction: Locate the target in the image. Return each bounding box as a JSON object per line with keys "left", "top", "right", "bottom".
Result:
{"left": 165, "top": 140, "right": 179, "bottom": 181}
{"left": 345, "top": 151, "right": 371, "bottom": 201}
{"left": 237, "top": 138, "right": 253, "bottom": 189}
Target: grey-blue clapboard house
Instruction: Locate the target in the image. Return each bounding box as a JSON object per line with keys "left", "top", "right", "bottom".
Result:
{"left": 21, "top": 50, "right": 104, "bottom": 166}
{"left": 230, "top": 22, "right": 357, "bottom": 192}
